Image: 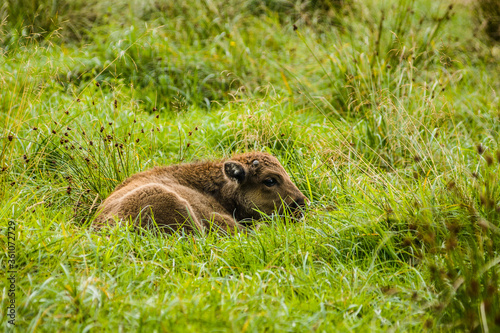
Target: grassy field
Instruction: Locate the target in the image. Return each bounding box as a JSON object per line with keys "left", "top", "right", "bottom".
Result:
{"left": 1, "top": 0, "right": 500, "bottom": 331}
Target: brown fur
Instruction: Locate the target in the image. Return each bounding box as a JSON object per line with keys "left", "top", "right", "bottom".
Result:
{"left": 93, "top": 152, "right": 307, "bottom": 234}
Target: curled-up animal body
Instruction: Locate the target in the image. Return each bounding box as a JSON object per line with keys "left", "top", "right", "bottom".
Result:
{"left": 93, "top": 152, "right": 307, "bottom": 234}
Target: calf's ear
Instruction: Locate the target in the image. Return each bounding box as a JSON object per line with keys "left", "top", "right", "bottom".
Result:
{"left": 224, "top": 161, "right": 246, "bottom": 183}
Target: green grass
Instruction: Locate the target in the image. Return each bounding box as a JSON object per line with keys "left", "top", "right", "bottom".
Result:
{"left": 1, "top": 0, "right": 500, "bottom": 331}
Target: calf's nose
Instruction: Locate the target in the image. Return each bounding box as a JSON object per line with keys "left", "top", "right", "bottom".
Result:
{"left": 289, "top": 196, "right": 307, "bottom": 210}
{"left": 295, "top": 196, "right": 306, "bottom": 207}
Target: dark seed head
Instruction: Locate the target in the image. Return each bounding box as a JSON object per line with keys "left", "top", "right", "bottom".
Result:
{"left": 467, "top": 279, "right": 480, "bottom": 298}
{"left": 445, "top": 236, "right": 457, "bottom": 250}
{"left": 402, "top": 237, "right": 412, "bottom": 247}
{"left": 77, "top": 98, "right": 81, "bottom": 102}
{"left": 100, "top": 126, "right": 104, "bottom": 133}
{"left": 477, "top": 144, "right": 484, "bottom": 155}
{"left": 136, "top": 139, "right": 140, "bottom": 143}
{"left": 446, "top": 222, "right": 460, "bottom": 234}
{"left": 293, "top": 24, "right": 298, "bottom": 31}
{"left": 485, "top": 154, "right": 493, "bottom": 166}
{"left": 33, "top": 127, "right": 38, "bottom": 131}
{"left": 480, "top": 194, "right": 486, "bottom": 206}
{"left": 153, "top": 107, "right": 157, "bottom": 112}
{"left": 8, "top": 135, "right": 13, "bottom": 141}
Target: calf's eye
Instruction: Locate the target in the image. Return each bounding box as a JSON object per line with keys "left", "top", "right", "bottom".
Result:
{"left": 263, "top": 177, "right": 277, "bottom": 187}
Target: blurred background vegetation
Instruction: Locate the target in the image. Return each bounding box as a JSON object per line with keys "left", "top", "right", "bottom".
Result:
{"left": 1, "top": 0, "right": 497, "bottom": 112}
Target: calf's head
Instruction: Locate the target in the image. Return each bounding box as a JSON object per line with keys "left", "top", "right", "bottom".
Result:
{"left": 223, "top": 152, "right": 307, "bottom": 220}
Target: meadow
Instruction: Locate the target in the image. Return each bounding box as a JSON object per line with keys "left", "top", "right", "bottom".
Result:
{"left": 1, "top": 0, "right": 500, "bottom": 331}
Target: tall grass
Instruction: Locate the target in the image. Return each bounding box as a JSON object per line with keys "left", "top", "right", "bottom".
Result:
{"left": 1, "top": 0, "right": 500, "bottom": 331}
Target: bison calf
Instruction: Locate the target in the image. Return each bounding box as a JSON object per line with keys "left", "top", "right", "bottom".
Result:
{"left": 94, "top": 152, "right": 307, "bottom": 233}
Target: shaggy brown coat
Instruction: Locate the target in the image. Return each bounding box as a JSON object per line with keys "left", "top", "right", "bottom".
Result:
{"left": 94, "top": 152, "right": 307, "bottom": 233}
